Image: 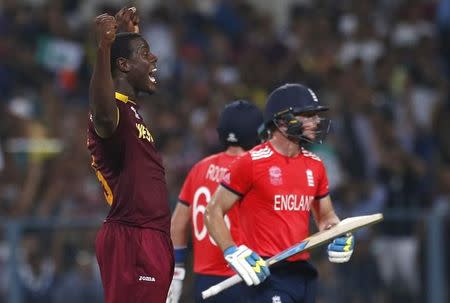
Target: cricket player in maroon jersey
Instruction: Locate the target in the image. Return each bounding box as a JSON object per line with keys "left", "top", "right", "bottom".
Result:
{"left": 205, "top": 83, "right": 355, "bottom": 302}
{"left": 86, "top": 7, "right": 174, "bottom": 303}
{"left": 166, "top": 100, "right": 263, "bottom": 303}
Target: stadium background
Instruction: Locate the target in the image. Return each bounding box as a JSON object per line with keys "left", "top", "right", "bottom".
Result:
{"left": 0, "top": 0, "right": 449, "bottom": 302}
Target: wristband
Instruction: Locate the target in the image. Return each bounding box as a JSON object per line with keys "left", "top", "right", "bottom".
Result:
{"left": 223, "top": 245, "right": 238, "bottom": 256}
{"left": 174, "top": 247, "right": 188, "bottom": 264}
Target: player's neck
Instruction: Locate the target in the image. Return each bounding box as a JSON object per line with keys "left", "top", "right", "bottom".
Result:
{"left": 225, "top": 146, "right": 246, "bottom": 156}
{"left": 114, "top": 78, "right": 138, "bottom": 101}
{"left": 270, "top": 132, "right": 300, "bottom": 157}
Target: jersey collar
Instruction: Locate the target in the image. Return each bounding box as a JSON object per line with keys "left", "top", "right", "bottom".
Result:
{"left": 268, "top": 141, "right": 301, "bottom": 158}
{"left": 115, "top": 92, "right": 137, "bottom": 106}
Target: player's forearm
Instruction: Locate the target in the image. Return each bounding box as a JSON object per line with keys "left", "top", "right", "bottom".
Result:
{"left": 317, "top": 211, "right": 340, "bottom": 231}
{"left": 89, "top": 46, "right": 117, "bottom": 133}
{"left": 171, "top": 224, "right": 189, "bottom": 248}
{"left": 315, "top": 206, "right": 340, "bottom": 231}
{"left": 171, "top": 204, "right": 191, "bottom": 247}
{"left": 312, "top": 196, "right": 340, "bottom": 231}
{"left": 204, "top": 206, "right": 235, "bottom": 252}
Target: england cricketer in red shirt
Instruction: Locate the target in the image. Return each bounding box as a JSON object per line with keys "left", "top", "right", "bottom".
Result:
{"left": 167, "top": 100, "right": 263, "bottom": 303}
{"left": 205, "top": 84, "right": 356, "bottom": 303}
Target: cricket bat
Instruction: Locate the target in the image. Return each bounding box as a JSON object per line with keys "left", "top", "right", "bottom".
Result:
{"left": 201, "top": 213, "right": 383, "bottom": 299}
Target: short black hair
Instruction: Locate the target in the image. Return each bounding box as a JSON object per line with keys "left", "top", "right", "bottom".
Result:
{"left": 110, "top": 32, "right": 143, "bottom": 74}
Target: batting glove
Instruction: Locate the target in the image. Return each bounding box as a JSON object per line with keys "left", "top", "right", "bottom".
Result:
{"left": 166, "top": 266, "right": 185, "bottom": 303}
{"left": 224, "top": 245, "right": 270, "bottom": 286}
{"left": 327, "top": 233, "right": 355, "bottom": 263}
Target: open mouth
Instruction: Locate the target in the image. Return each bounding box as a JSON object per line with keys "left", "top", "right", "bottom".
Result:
{"left": 148, "top": 67, "right": 157, "bottom": 84}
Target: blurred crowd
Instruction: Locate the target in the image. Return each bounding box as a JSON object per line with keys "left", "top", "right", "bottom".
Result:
{"left": 0, "top": 0, "right": 449, "bottom": 302}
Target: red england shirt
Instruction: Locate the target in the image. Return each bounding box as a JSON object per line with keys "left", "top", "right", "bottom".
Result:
{"left": 179, "top": 152, "right": 242, "bottom": 276}
{"left": 221, "top": 141, "right": 329, "bottom": 261}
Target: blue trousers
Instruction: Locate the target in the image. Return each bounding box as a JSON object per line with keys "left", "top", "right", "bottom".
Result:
{"left": 245, "top": 260, "right": 318, "bottom": 303}
{"left": 195, "top": 261, "right": 317, "bottom": 303}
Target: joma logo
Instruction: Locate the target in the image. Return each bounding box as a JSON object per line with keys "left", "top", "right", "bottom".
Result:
{"left": 138, "top": 275, "right": 155, "bottom": 282}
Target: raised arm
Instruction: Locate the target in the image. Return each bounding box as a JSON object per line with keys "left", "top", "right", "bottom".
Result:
{"left": 89, "top": 13, "right": 118, "bottom": 138}
{"left": 115, "top": 6, "right": 140, "bottom": 34}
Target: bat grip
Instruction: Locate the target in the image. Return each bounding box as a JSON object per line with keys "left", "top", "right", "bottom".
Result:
{"left": 201, "top": 274, "right": 242, "bottom": 299}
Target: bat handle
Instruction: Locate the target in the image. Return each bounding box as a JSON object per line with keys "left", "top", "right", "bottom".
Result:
{"left": 201, "top": 274, "right": 242, "bottom": 299}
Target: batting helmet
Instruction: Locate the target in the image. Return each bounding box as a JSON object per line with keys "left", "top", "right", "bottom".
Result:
{"left": 264, "top": 83, "right": 330, "bottom": 143}
{"left": 264, "top": 83, "right": 328, "bottom": 123}
{"left": 217, "top": 100, "right": 264, "bottom": 150}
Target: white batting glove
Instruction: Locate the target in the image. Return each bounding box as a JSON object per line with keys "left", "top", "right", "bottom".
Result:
{"left": 166, "top": 266, "right": 185, "bottom": 303}
{"left": 327, "top": 233, "right": 355, "bottom": 263}
{"left": 224, "top": 245, "right": 270, "bottom": 286}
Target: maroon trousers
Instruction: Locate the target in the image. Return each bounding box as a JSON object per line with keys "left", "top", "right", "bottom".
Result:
{"left": 96, "top": 222, "right": 174, "bottom": 303}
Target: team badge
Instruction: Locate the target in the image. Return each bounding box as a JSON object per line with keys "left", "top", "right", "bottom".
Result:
{"left": 306, "top": 169, "right": 315, "bottom": 187}
{"left": 269, "top": 166, "right": 282, "bottom": 185}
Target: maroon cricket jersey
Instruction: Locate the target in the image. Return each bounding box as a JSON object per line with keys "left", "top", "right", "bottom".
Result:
{"left": 87, "top": 92, "right": 170, "bottom": 233}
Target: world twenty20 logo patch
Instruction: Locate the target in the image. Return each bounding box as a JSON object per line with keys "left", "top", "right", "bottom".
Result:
{"left": 269, "top": 166, "right": 282, "bottom": 185}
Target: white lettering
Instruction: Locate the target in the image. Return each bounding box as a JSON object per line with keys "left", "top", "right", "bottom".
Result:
{"left": 193, "top": 187, "right": 231, "bottom": 245}
{"left": 274, "top": 195, "right": 281, "bottom": 210}
{"left": 205, "top": 164, "right": 229, "bottom": 183}
{"left": 138, "top": 275, "right": 156, "bottom": 282}
{"left": 273, "top": 195, "right": 314, "bottom": 211}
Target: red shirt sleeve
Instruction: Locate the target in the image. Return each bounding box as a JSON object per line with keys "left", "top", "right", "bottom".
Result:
{"left": 220, "top": 153, "right": 253, "bottom": 197}
{"left": 316, "top": 161, "right": 329, "bottom": 199}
